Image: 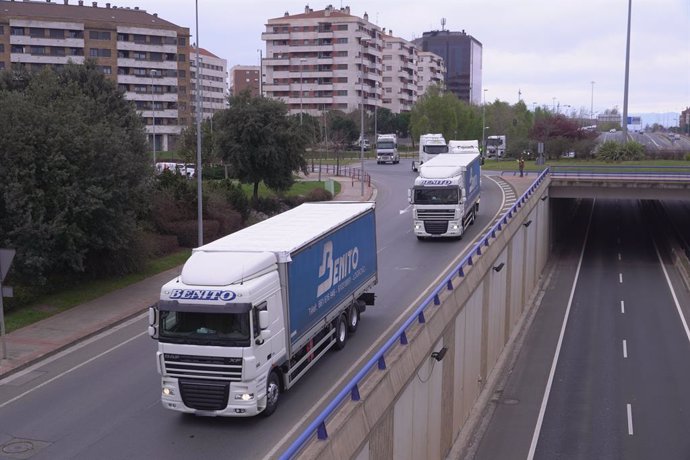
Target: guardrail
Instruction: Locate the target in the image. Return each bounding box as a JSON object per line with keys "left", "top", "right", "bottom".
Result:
{"left": 280, "top": 168, "right": 551, "bottom": 459}
{"left": 549, "top": 164, "right": 690, "bottom": 180}
{"left": 306, "top": 163, "right": 371, "bottom": 188}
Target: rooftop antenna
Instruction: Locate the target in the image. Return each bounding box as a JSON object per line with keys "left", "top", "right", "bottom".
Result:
{"left": 441, "top": 17, "right": 446, "bottom": 31}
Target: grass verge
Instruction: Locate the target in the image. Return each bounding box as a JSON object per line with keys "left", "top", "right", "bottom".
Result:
{"left": 4, "top": 249, "right": 191, "bottom": 333}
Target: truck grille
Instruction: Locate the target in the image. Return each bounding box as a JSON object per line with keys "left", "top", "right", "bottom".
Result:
{"left": 179, "top": 378, "right": 229, "bottom": 411}
{"left": 164, "top": 354, "right": 242, "bottom": 381}
{"left": 417, "top": 209, "right": 456, "bottom": 220}
{"left": 424, "top": 221, "right": 449, "bottom": 235}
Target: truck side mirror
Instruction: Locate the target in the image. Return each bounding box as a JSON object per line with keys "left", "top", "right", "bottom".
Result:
{"left": 148, "top": 307, "right": 158, "bottom": 339}
{"left": 259, "top": 310, "right": 269, "bottom": 330}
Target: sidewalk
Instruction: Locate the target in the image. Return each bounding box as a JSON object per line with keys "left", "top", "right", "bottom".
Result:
{"left": 0, "top": 173, "right": 374, "bottom": 379}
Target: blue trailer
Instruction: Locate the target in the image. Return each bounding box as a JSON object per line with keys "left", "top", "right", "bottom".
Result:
{"left": 149, "top": 202, "right": 377, "bottom": 417}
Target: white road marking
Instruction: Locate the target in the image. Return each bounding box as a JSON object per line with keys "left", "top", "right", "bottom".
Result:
{"left": 627, "top": 404, "right": 634, "bottom": 435}
{"left": 618, "top": 253, "right": 622, "bottom": 261}
{"left": 0, "top": 328, "right": 147, "bottom": 409}
{"left": 619, "top": 273, "right": 623, "bottom": 284}
{"left": 622, "top": 340, "right": 628, "bottom": 358}
{"left": 621, "top": 300, "right": 625, "bottom": 314}
{"left": 652, "top": 240, "right": 690, "bottom": 344}
{"left": 527, "top": 200, "right": 595, "bottom": 460}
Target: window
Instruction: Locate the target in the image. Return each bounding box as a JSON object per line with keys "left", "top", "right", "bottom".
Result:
{"left": 89, "top": 30, "right": 111, "bottom": 40}
{"left": 100, "top": 66, "right": 112, "bottom": 74}
{"left": 178, "top": 70, "right": 186, "bottom": 78}
{"left": 49, "top": 29, "right": 64, "bottom": 39}
{"left": 30, "top": 28, "right": 44, "bottom": 38}
{"left": 335, "top": 38, "right": 348, "bottom": 44}
{"left": 11, "top": 27, "right": 24, "bottom": 36}
{"left": 178, "top": 53, "right": 185, "bottom": 62}
{"left": 178, "top": 37, "right": 185, "bottom": 46}
{"left": 68, "top": 30, "right": 83, "bottom": 39}
{"left": 30, "top": 46, "right": 46, "bottom": 55}
{"left": 133, "top": 51, "right": 146, "bottom": 60}
{"left": 89, "top": 48, "right": 111, "bottom": 58}
{"left": 164, "top": 36, "right": 177, "bottom": 45}
{"left": 150, "top": 35, "right": 162, "bottom": 45}
{"left": 133, "top": 34, "right": 146, "bottom": 44}
{"left": 11, "top": 45, "right": 24, "bottom": 54}
{"left": 0, "top": 26, "right": 4, "bottom": 35}
{"left": 0, "top": 44, "right": 3, "bottom": 53}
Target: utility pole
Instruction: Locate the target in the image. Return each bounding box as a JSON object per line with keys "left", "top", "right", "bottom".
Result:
{"left": 622, "top": 0, "right": 632, "bottom": 140}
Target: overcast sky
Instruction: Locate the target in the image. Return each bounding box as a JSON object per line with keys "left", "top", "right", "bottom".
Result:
{"left": 115, "top": 0, "right": 689, "bottom": 122}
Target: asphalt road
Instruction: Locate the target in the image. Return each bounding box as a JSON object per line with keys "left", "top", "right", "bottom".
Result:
{"left": 471, "top": 198, "right": 690, "bottom": 460}
{"left": 0, "top": 159, "right": 507, "bottom": 460}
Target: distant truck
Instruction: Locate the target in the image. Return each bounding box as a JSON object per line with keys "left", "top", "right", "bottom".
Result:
{"left": 409, "top": 151, "right": 481, "bottom": 239}
{"left": 148, "top": 202, "right": 378, "bottom": 417}
{"left": 376, "top": 134, "right": 399, "bottom": 164}
{"left": 485, "top": 135, "right": 506, "bottom": 158}
{"left": 412, "top": 133, "right": 449, "bottom": 172}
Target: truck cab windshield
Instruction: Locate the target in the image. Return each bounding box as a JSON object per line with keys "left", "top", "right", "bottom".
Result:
{"left": 423, "top": 145, "right": 449, "bottom": 154}
{"left": 414, "top": 188, "right": 459, "bottom": 205}
{"left": 377, "top": 141, "right": 395, "bottom": 149}
{"left": 159, "top": 310, "right": 250, "bottom": 346}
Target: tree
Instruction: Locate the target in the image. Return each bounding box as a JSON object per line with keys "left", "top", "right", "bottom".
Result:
{"left": 0, "top": 61, "right": 151, "bottom": 286}
{"left": 213, "top": 92, "right": 308, "bottom": 202}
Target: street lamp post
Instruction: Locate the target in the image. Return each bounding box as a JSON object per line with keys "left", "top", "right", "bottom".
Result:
{"left": 622, "top": 0, "right": 632, "bottom": 139}
{"left": 360, "top": 38, "right": 370, "bottom": 197}
{"left": 151, "top": 69, "right": 158, "bottom": 165}
{"left": 590, "top": 81, "right": 595, "bottom": 122}
{"left": 300, "top": 58, "right": 306, "bottom": 125}
{"left": 195, "top": 0, "right": 203, "bottom": 247}
{"left": 258, "top": 49, "right": 263, "bottom": 97}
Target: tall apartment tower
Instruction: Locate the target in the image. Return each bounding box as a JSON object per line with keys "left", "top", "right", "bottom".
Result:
{"left": 413, "top": 29, "right": 482, "bottom": 105}
{"left": 0, "top": 0, "right": 193, "bottom": 152}
{"left": 190, "top": 47, "right": 229, "bottom": 120}
{"left": 416, "top": 51, "right": 446, "bottom": 96}
{"left": 380, "top": 30, "right": 417, "bottom": 113}
{"left": 261, "top": 5, "right": 383, "bottom": 116}
{"left": 229, "top": 65, "right": 260, "bottom": 97}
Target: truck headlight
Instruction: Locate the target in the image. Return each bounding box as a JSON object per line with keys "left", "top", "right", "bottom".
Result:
{"left": 162, "top": 386, "right": 175, "bottom": 396}
{"left": 234, "top": 393, "right": 255, "bottom": 401}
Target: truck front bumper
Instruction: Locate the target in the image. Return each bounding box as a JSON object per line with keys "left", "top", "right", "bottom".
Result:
{"left": 160, "top": 377, "right": 264, "bottom": 417}
{"left": 413, "top": 219, "right": 462, "bottom": 237}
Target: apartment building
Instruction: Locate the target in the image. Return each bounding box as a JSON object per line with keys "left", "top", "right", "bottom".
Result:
{"left": 0, "top": 0, "right": 192, "bottom": 152}
{"left": 380, "top": 30, "right": 417, "bottom": 113}
{"left": 413, "top": 29, "right": 482, "bottom": 105}
{"left": 261, "top": 5, "right": 383, "bottom": 116}
{"left": 229, "top": 65, "right": 260, "bottom": 97}
{"left": 190, "top": 47, "right": 229, "bottom": 120}
{"left": 416, "top": 50, "right": 446, "bottom": 96}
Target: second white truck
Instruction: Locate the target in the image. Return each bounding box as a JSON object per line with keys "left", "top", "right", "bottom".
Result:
{"left": 409, "top": 151, "right": 481, "bottom": 239}
{"left": 412, "top": 133, "right": 449, "bottom": 172}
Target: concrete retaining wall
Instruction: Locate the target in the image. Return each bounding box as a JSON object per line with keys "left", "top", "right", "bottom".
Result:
{"left": 298, "top": 178, "right": 551, "bottom": 460}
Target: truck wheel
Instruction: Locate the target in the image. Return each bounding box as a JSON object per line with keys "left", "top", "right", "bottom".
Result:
{"left": 334, "top": 315, "right": 348, "bottom": 350}
{"left": 262, "top": 371, "right": 280, "bottom": 417}
{"left": 347, "top": 305, "right": 360, "bottom": 333}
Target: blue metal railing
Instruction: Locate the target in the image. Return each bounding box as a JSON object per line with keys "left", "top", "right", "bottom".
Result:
{"left": 280, "top": 168, "right": 551, "bottom": 460}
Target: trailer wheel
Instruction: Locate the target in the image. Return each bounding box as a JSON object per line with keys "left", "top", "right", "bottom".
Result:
{"left": 334, "top": 315, "right": 348, "bottom": 350}
{"left": 262, "top": 371, "right": 280, "bottom": 417}
{"left": 347, "top": 304, "right": 360, "bottom": 333}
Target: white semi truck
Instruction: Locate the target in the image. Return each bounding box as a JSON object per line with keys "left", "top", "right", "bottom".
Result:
{"left": 376, "top": 134, "right": 399, "bottom": 164}
{"left": 148, "top": 202, "right": 378, "bottom": 417}
{"left": 409, "top": 152, "right": 481, "bottom": 239}
{"left": 412, "top": 133, "right": 448, "bottom": 172}
{"left": 485, "top": 135, "right": 506, "bottom": 158}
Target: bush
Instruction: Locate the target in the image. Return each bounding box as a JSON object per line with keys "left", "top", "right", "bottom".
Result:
{"left": 596, "top": 140, "right": 645, "bottom": 162}
{"left": 305, "top": 187, "right": 333, "bottom": 202}
{"left": 210, "top": 179, "right": 250, "bottom": 220}
{"left": 253, "top": 196, "right": 285, "bottom": 216}
{"left": 205, "top": 191, "right": 244, "bottom": 237}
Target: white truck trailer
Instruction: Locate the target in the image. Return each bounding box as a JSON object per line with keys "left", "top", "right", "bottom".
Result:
{"left": 449, "top": 139, "right": 480, "bottom": 154}
{"left": 409, "top": 152, "right": 481, "bottom": 239}
{"left": 148, "top": 202, "right": 378, "bottom": 417}
{"left": 412, "top": 133, "right": 448, "bottom": 172}
{"left": 376, "top": 134, "right": 399, "bottom": 164}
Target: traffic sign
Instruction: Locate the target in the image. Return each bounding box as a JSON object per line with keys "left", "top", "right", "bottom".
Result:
{"left": 0, "top": 249, "right": 15, "bottom": 282}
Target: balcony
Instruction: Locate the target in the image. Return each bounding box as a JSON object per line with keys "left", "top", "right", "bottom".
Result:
{"left": 10, "top": 36, "right": 84, "bottom": 48}
{"left": 118, "top": 42, "right": 177, "bottom": 53}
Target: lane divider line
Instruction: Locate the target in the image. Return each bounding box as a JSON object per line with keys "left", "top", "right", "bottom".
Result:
{"left": 627, "top": 404, "right": 634, "bottom": 435}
